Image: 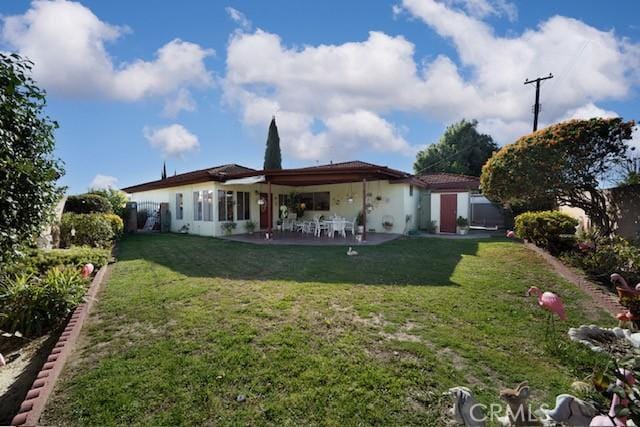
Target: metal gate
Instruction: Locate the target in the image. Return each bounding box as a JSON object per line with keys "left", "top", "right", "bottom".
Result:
{"left": 136, "top": 201, "right": 161, "bottom": 230}
{"left": 470, "top": 195, "right": 505, "bottom": 228}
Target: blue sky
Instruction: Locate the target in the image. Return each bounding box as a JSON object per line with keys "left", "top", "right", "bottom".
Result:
{"left": 2, "top": 0, "right": 639, "bottom": 193}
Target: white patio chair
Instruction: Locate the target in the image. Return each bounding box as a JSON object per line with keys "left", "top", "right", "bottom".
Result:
{"left": 315, "top": 218, "right": 330, "bottom": 237}
{"left": 345, "top": 218, "right": 356, "bottom": 236}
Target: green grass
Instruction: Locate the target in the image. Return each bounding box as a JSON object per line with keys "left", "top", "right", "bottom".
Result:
{"left": 43, "top": 233, "right": 612, "bottom": 426}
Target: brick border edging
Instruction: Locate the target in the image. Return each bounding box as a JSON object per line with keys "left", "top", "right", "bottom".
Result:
{"left": 523, "top": 242, "right": 624, "bottom": 317}
{"left": 11, "top": 265, "right": 109, "bottom": 426}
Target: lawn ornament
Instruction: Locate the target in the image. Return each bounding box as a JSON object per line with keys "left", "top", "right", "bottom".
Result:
{"left": 614, "top": 275, "right": 640, "bottom": 329}
{"left": 446, "top": 386, "right": 486, "bottom": 427}
{"left": 611, "top": 273, "right": 630, "bottom": 289}
{"left": 0, "top": 353, "right": 5, "bottom": 367}
{"left": 498, "top": 382, "right": 538, "bottom": 426}
{"left": 527, "top": 287, "right": 567, "bottom": 321}
{"left": 590, "top": 369, "right": 634, "bottom": 426}
{"left": 616, "top": 310, "right": 635, "bottom": 330}
{"left": 539, "top": 394, "right": 596, "bottom": 426}
{"left": 506, "top": 230, "right": 515, "bottom": 238}
{"left": 347, "top": 247, "right": 358, "bottom": 256}
{"left": 81, "top": 263, "right": 94, "bottom": 278}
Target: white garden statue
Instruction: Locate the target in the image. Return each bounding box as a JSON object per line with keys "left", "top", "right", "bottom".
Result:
{"left": 447, "top": 386, "right": 486, "bottom": 427}
{"left": 539, "top": 394, "right": 596, "bottom": 426}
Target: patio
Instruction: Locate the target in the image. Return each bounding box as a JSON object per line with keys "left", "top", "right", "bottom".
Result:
{"left": 218, "top": 230, "right": 401, "bottom": 245}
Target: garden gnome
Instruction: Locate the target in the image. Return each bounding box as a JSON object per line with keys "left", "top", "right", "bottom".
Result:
{"left": 498, "top": 382, "right": 540, "bottom": 426}
{"left": 447, "top": 386, "right": 486, "bottom": 427}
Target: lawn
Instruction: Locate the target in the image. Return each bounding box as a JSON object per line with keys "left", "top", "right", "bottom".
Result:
{"left": 43, "top": 233, "right": 612, "bottom": 426}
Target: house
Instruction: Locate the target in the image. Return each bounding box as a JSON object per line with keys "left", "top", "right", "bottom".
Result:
{"left": 121, "top": 161, "right": 504, "bottom": 238}
{"left": 122, "top": 161, "right": 425, "bottom": 238}
{"left": 415, "top": 173, "right": 505, "bottom": 232}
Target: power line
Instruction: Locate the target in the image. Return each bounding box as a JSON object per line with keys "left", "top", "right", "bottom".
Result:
{"left": 524, "top": 73, "right": 553, "bottom": 132}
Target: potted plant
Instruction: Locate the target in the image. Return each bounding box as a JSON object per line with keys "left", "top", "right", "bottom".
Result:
{"left": 382, "top": 220, "right": 394, "bottom": 231}
{"left": 244, "top": 221, "right": 256, "bottom": 234}
{"left": 221, "top": 222, "right": 237, "bottom": 235}
{"left": 456, "top": 216, "right": 469, "bottom": 235}
{"left": 356, "top": 211, "right": 365, "bottom": 234}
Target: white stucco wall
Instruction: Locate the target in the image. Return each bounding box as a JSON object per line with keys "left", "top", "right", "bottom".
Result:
{"left": 128, "top": 180, "right": 418, "bottom": 236}
{"left": 430, "top": 191, "right": 470, "bottom": 233}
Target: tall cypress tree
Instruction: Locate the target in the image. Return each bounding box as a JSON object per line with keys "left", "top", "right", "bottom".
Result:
{"left": 263, "top": 116, "right": 282, "bottom": 170}
{"left": 161, "top": 161, "right": 167, "bottom": 180}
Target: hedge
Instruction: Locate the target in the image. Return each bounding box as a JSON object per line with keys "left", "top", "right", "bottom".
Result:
{"left": 515, "top": 210, "right": 578, "bottom": 253}
{"left": 60, "top": 213, "right": 114, "bottom": 248}
{"left": 15, "top": 247, "right": 111, "bottom": 276}
{"left": 64, "top": 194, "right": 112, "bottom": 214}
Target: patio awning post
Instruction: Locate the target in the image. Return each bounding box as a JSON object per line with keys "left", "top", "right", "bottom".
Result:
{"left": 362, "top": 178, "right": 367, "bottom": 241}
{"left": 267, "top": 180, "right": 272, "bottom": 236}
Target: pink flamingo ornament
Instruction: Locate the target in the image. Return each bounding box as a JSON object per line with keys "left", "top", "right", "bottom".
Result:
{"left": 0, "top": 353, "right": 5, "bottom": 367}
{"left": 527, "top": 286, "right": 567, "bottom": 321}
{"left": 81, "top": 263, "right": 94, "bottom": 278}
{"left": 590, "top": 369, "right": 635, "bottom": 426}
{"left": 506, "top": 230, "right": 515, "bottom": 238}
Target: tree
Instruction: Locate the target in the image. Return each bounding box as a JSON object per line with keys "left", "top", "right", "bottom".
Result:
{"left": 0, "top": 53, "right": 64, "bottom": 265}
{"left": 263, "top": 116, "right": 282, "bottom": 170}
{"left": 481, "top": 118, "right": 635, "bottom": 236}
{"left": 161, "top": 161, "right": 167, "bottom": 180}
{"left": 619, "top": 157, "right": 640, "bottom": 186}
{"left": 414, "top": 119, "right": 498, "bottom": 176}
{"left": 87, "top": 188, "right": 128, "bottom": 218}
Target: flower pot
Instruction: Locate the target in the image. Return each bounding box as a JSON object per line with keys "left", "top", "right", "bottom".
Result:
{"left": 357, "top": 225, "right": 364, "bottom": 234}
{"left": 457, "top": 227, "right": 469, "bottom": 235}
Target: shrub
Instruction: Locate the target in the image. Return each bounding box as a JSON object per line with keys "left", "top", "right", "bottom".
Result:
{"left": 11, "top": 247, "right": 111, "bottom": 276}
{"left": 103, "top": 213, "right": 124, "bottom": 236}
{"left": 0, "top": 267, "right": 88, "bottom": 336}
{"left": 515, "top": 210, "right": 578, "bottom": 253}
{"left": 64, "top": 194, "right": 112, "bottom": 214}
{"left": 60, "top": 213, "right": 114, "bottom": 248}
{"left": 456, "top": 216, "right": 469, "bottom": 227}
{"left": 563, "top": 237, "right": 640, "bottom": 287}
{"left": 421, "top": 220, "right": 437, "bottom": 234}
{"left": 88, "top": 188, "right": 127, "bottom": 218}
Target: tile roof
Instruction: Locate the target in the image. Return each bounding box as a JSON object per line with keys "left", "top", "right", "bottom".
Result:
{"left": 416, "top": 173, "right": 480, "bottom": 190}
{"left": 121, "top": 164, "right": 256, "bottom": 193}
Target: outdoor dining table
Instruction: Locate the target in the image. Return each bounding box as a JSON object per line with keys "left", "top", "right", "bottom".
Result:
{"left": 320, "top": 219, "right": 348, "bottom": 238}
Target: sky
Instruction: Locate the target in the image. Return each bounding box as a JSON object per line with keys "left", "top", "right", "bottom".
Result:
{"left": 1, "top": 0, "right": 639, "bottom": 193}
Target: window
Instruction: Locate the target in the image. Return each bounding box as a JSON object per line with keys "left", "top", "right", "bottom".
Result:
{"left": 237, "top": 191, "right": 250, "bottom": 220}
{"left": 218, "top": 190, "right": 234, "bottom": 221}
{"left": 297, "top": 192, "right": 330, "bottom": 211}
{"left": 175, "top": 193, "right": 183, "bottom": 220}
{"left": 203, "top": 191, "right": 214, "bottom": 222}
{"left": 193, "top": 191, "right": 203, "bottom": 221}
{"left": 409, "top": 185, "right": 414, "bottom": 197}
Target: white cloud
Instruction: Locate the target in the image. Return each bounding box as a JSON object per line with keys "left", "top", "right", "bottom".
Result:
{"left": 90, "top": 174, "right": 118, "bottom": 189}
{"left": 162, "top": 88, "right": 197, "bottom": 118}
{"left": 143, "top": 124, "right": 199, "bottom": 157}
{"left": 560, "top": 103, "right": 618, "bottom": 121}
{"left": 223, "top": 4, "right": 639, "bottom": 156}
{"left": 1, "top": 0, "right": 214, "bottom": 104}
{"left": 445, "top": 0, "right": 517, "bottom": 22}
{"left": 225, "top": 7, "right": 251, "bottom": 30}
{"left": 399, "top": 0, "right": 639, "bottom": 143}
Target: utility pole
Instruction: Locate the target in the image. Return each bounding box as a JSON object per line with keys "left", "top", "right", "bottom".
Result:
{"left": 524, "top": 73, "right": 553, "bottom": 132}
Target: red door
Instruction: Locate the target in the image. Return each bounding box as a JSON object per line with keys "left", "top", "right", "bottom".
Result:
{"left": 259, "top": 193, "right": 272, "bottom": 230}
{"left": 440, "top": 194, "right": 457, "bottom": 233}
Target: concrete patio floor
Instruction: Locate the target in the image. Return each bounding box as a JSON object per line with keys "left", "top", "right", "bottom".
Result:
{"left": 218, "top": 231, "right": 402, "bottom": 246}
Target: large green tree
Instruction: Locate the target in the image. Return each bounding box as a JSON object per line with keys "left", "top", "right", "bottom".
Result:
{"left": 263, "top": 116, "right": 282, "bottom": 170}
{"left": 0, "top": 53, "right": 64, "bottom": 265}
{"left": 481, "top": 118, "right": 635, "bottom": 236}
{"left": 413, "top": 119, "right": 498, "bottom": 176}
